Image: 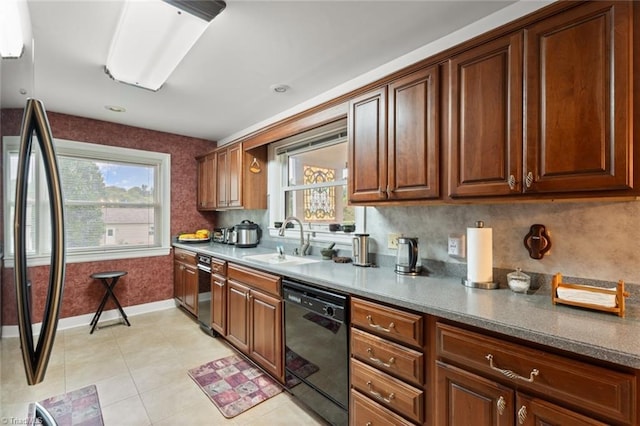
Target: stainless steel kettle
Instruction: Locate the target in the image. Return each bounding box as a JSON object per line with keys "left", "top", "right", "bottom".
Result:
{"left": 352, "top": 233, "right": 371, "bottom": 267}
{"left": 395, "top": 237, "right": 422, "bottom": 275}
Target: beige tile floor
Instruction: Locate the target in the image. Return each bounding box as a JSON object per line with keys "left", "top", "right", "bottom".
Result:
{"left": 1, "top": 308, "right": 328, "bottom": 425}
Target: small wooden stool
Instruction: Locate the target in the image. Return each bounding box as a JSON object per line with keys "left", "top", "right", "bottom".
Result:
{"left": 89, "top": 271, "right": 130, "bottom": 334}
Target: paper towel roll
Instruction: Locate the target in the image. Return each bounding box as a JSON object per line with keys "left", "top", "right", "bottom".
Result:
{"left": 467, "top": 226, "right": 493, "bottom": 283}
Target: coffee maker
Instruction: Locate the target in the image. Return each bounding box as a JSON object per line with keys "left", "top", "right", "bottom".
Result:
{"left": 395, "top": 237, "right": 422, "bottom": 275}
{"left": 352, "top": 234, "right": 372, "bottom": 267}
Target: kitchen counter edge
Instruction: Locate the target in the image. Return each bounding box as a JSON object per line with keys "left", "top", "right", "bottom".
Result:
{"left": 173, "top": 242, "right": 640, "bottom": 369}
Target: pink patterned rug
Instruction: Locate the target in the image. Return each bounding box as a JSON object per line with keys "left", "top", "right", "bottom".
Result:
{"left": 188, "top": 354, "right": 283, "bottom": 418}
{"left": 27, "top": 384, "right": 103, "bottom": 426}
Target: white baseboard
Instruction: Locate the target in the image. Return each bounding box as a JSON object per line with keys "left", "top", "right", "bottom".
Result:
{"left": 1, "top": 299, "right": 177, "bottom": 338}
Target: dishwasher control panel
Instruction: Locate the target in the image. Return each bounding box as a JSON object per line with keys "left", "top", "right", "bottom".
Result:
{"left": 283, "top": 282, "right": 347, "bottom": 322}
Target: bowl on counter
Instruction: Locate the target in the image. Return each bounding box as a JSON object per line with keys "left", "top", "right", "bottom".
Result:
{"left": 507, "top": 268, "right": 531, "bottom": 293}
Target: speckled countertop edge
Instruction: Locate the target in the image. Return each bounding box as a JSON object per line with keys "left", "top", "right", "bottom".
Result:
{"left": 174, "top": 242, "right": 640, "bottom": 369}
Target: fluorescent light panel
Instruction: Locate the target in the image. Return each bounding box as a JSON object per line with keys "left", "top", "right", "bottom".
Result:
{"left": 0, "top": 0, "right": 24, "bottom": 58}
{"left": 106, "top": 0, "right": 225, "bottom": 91}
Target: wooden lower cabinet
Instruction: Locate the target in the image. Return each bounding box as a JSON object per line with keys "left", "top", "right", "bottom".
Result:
{"left": 436, "top": 361, "right": 514, "bottom": 426}
{"left": 435, "top": 322, "right": 636, "bottom": 425}
{"left": 226, "top": 279, "right": 250, "bottom": 353}
{"left": 173, "top": 248, "right": 198, "bottom": 316}
{"left": 249, "top": 289, "right": 283, "bottom": 380}
{"left": 226, "top": 264, "right": 284, "bottom": 382}
{"left": 350, "top": 389, "right": 415, "bottom": 426}
{"left": 211, "top": 271, "right": 227, "bottom": 335}
{"left": 436, "top": 361, "right": 608, "bottom": 426}
{"left": 350, "top": 297, "right": 427, "bottom": 425}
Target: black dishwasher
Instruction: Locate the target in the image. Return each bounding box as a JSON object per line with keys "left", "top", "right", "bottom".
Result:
{"left": 283, "top": 280, "right": 348, "bottom": 426}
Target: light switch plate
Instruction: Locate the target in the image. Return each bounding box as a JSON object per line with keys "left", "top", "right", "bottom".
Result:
{"left": 448, "top": 234, "right": 465, "bottom": 258}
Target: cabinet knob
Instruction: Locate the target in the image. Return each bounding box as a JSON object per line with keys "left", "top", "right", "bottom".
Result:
{"left": 508, "top": 174, "right": 516, "bottom": 190}
{"left": 525, "top": 172, "right": 534, "bottom": 188}
{"left": 497, "top": 396, "right": 506, "bottom": 416}
{"left": 517, "top": 405, "right": 527, "bottom": 425}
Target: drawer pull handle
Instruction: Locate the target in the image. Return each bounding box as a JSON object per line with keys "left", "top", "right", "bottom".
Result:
{"left": 525, "top": 171, "right": 534, "bottom": 188}
{"left": 366, "top": 348, "right": 395, "bottom": 368}
{"left": 497, "top": 396, "right": 506, "bottom": 415}
{"left": 366, "top": 315, "right": 395, "bottom": 333}
{"left": 517, "top": 405, "right": 527, "bottom": 424}
{"left": 486, "top": 354, "right": 539, "bottom": 383}
{"left": 366, "top": 381, "right": 395, "bottom": 403}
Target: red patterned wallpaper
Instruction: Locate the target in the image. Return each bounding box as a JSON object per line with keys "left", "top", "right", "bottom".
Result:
{"left": 1, "top": 109, "right": 217, "bottom": 325}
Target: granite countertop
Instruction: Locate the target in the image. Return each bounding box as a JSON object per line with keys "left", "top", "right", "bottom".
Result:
{"left": 174, "top": 241, "right": 640, "bottom": 369}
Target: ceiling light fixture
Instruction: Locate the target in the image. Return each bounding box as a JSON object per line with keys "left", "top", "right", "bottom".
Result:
{"left": 105, "top": 105, "right": 126, "bottom": 113}
{"left": 105, "top": 0, "right": 226, "bottom": 92}
{"left": 270, "top": 84, "right": 290, "bottom": 94}
{"left": 0, "top": 0, "right": 25, "bottom": 58}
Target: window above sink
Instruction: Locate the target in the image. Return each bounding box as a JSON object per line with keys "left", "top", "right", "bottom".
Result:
{"left": 267, "top": 119, "right": 365, "bottom": 247}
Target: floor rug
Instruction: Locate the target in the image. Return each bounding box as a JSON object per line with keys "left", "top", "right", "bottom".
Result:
{"left": 27, "top": 384, "right": 103, "bottom": 426}
{"left": 303, "top": 311, "right": 341, "bottom": 334}
{"left": 188, "top": 354, "right": 283, "bottom": 418}
{"left": 285, "top": 347, "right": 320, "bottom": 388}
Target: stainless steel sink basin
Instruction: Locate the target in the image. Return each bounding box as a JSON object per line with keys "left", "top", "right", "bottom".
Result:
{"left": 243, "top": 253, "right": 321, "bottom": 266}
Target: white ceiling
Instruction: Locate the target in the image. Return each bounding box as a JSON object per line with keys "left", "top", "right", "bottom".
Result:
{"left": 1, "top": 0, "right": 545, "bottom": 144}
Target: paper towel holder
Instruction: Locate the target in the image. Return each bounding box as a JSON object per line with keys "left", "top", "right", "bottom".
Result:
{"left": 462, "top": 221, "right": 499, "bottom": 289}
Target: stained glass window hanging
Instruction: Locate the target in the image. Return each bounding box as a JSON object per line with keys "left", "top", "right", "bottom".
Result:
{"left": 303, "top": 165, "right": 336, "bottom": 221}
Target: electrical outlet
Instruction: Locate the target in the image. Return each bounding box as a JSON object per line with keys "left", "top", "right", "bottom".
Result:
{"left": 388, "top": 233, "right": 401, "bottom": 249}
{"left": 448, "top": 234, "right": 465, "bottom": 258}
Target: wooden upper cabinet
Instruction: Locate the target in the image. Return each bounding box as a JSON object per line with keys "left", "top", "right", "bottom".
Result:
{"left": 349, "top": 86, "right": 388, "bottom": 202}
{"left": 447, "top": 32, "right": 523, "bottom": 198}
{"left": 216, "top": 143, "right": 243, "bottom": 208}
{"left": 197, "top": 152, "right": 216, "bottom": 210}
{"left": 206, "top": 142, "right": 267, "bottom": 210}
{"left": 388, "top": 65, "right": 439, "bottom": 200}
{"left": 349, "top": 65, "right": 440, "bottom": 203}
{"left": 524, "top": 1, "right": 633, "bottom": 193}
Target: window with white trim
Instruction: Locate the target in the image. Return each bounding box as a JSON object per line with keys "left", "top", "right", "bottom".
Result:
{"left": 3, "top": 136, "right": 171, "bottom": 265}
{"left": 268, "top": 120, "right": 365, "bottom": 245}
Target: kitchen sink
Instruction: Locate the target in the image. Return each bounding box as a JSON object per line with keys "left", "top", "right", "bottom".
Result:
{"left": 243, "top": 253, "right": 321, "bottom": 266}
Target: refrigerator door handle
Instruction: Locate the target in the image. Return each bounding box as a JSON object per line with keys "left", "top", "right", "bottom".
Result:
{"left": 14, "top": 98, "right": 66, "bottom": 385}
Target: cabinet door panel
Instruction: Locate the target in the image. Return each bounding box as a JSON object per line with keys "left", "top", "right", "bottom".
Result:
{"left": 348, "top": 87, "right": 387, "bottom": 202}
{"left": 448, "top": 32, "right": 523, "bottom": 197}
{"left": 227, "top": 144, "right": 242, "bottom": 207}
{"left": 183, "top": 265, "right": 198, "bottom": 316}
{"left": 226, "top": 280, "right": 250, "bottom": 353}
{"left": 216, "top": 148, "right": 229, "bottom": 207}
{"left": 197, "top": 153, "right": 216, "bottom": 210}
{"left": 525, "top": 1, "right": 632, "bottom": 193}
{"left": 211, "top": 275, "right": 226, "bottom": 335}
{"left": 516, "top": 393, "right": 608, "bottom": 426}
{"left": 436, "top": 361, "right": 514, "bottom": 426}
{"left": 250, "top": 290, "right": 283, "bottom": 380}
{"left": 388, "top": 65, "right": 439, "bottom": 200}
{"left": 173, "top": 260, "right": 184, "bottom": 303}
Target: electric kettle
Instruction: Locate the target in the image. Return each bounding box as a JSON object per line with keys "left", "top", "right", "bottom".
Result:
{"left": 352, "top": 234, "right": 372, "bottom": 267}
{"left": 395, "top": 237, "right": 422, "bottom": 275}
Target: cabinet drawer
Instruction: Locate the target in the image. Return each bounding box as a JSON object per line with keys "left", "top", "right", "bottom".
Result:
{"left": 351, "top": 358, "right": 424, "bottom": 423}
{"left": 228, "top": 263, "right": 281, "bottom": 296}
{"left": 350, "top": 389, "right": 415, "bottom": 426}
{"left": 351, "top": 298, "right": 424, "bottom": 348}
{"left": 351, "top": 328, "right": 424, "bottom": 386}
{"left": 174, "top": 248, "right": 197, "bottom": 265}
{"left": 210, "top": 257, "right": 226, "bottom": 276}
{"left": 436, "top": 322, "right": 636, "bottom": 424}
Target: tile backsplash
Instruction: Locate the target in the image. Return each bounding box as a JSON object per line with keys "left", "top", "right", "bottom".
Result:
{"left": 218, "top": 199, "right": 640, "bottom": 286}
